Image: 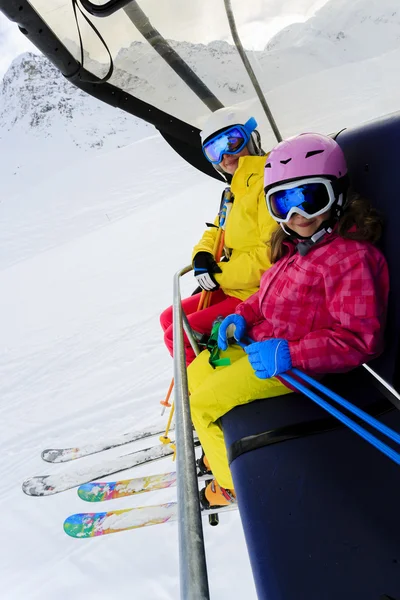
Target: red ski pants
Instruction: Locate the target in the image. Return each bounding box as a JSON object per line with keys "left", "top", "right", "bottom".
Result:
{"left": 160, "top": 290, "right": 242, "bottom": 365}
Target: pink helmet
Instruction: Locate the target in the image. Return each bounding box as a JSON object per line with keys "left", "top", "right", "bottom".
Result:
{"left": 264, "top": 133, "right": 348, "bottom": 192}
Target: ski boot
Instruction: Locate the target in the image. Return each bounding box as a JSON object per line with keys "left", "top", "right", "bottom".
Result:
{"left": 196, "top": 452, "right": 212, "bottom": 477}
{"left": 199, "top": 479, "right": 236, "bottom": 509}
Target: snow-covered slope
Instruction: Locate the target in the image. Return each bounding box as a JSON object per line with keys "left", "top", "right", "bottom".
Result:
{"left": 0, "top": 75, "right": 398, "bottom": 600}
{"left": 1, "top": 2, "right": 400, "bottom": 597}
{"left": 0, "top": 131, "right": 258, "bottom": 600}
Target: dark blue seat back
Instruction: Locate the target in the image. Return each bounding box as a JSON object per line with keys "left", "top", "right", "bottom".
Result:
{"left": 338, "top": 112, "right": 400, "bottom": 387}
{"left": 221, "top": 112, "right": 400, "bottom": 600}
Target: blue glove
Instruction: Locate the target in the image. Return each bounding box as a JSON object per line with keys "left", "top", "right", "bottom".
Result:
{"left": 217, "top": 314, "right": 247, "bottom": 351}
{"left": 245, "top": 339, "right": 292, "bottom": 379}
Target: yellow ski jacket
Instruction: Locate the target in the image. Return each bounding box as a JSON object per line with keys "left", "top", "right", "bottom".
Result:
{"left": 192, "top": 155, "right": 277, "bottom": 301}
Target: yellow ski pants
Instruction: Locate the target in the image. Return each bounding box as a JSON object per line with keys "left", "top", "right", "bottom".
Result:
{"left": 187, "top": 344, "right": 292, "bottom": 489}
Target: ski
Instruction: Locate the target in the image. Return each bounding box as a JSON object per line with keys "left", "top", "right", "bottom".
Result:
{"left": 23, "top": 443, "right": 187, "bottom": 496}
{"left": 41, "top": 425, "right": 173, "bottom": 463}
{"left": 78, "top": 471, "right": 211, "bottom": 502}
{"left": 64, "top": 501, "right": 237, "bottom": 538}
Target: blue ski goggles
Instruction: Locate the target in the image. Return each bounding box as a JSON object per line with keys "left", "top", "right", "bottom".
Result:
{"left": 202, "top": 117, "right": 257, "bottom": 164}
{"left": 265, "top": 177, "right": 337, "bottom": 223}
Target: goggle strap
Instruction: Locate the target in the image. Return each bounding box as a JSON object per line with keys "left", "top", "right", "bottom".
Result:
{"left": 243, "top": 117, "right": 257, "bottom": 135}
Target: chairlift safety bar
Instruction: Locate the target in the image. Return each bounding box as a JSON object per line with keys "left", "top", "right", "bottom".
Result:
{"left": 172, "top": 265, "right": 210, "bottom": 600}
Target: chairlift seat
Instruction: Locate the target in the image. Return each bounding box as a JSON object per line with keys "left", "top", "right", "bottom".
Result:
{"left": 221, "top": 112, "right": 400, "bottom": 600}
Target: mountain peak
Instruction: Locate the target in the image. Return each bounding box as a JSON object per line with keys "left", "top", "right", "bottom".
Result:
{"left": 1, "top": 0, "right": 400, "bottom": 195}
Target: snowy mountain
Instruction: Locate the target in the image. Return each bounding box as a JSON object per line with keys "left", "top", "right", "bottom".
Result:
{"left": 0, "top": 52, "right": 151, "bottom": 148}
{"left": 1, "top": 0, "right": 400, "bottom": 197}
{"left": 258, "top": 0, "right": 400, "bottom": 91}
{"left": 106, "top": 0, "right": 400, "bottom": 118}
{"left": 115, "top": 0, "right": 400, "bottom": 105}
{"left": 0, "top": 52, "right": 152, "bottom": 196}
{"left": 266, "top": 0, "right": 400, "bottom": 58}
{"left": 2, "top": 0, "right": 399, "bottom": 134}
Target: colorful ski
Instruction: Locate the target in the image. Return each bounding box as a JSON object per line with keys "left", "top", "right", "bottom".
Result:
{"left": 41, "top": 425, "right": 172, "bottom": 463}
{"left": 78, "top": 471, "right": 210, "bottom": 502}
{"left": 64, "top": 501, "right": 237, "bottom": 538}
{"left": 23, "top": 443, "right": 182, "bottom": 496}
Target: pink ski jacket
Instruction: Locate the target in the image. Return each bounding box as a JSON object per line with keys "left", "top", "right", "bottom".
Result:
{"left": 236, "top": 233, "right": 389, "bottom": 375}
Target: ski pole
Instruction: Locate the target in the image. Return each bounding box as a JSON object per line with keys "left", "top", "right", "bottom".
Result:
{"left": 197, "top": 226, "right": 224, "bottom": 311}
{"left": 197, "top": 188, "right": 232, "bottom": 311}
{"left": 160, "top": 402, "right": 175, "bottom": 444}
{"left": 290, "top": 368, "right": 400, "bottom": 447}
{"left": 241, "top": 336, "right": 400, "bottom": 463}
{"left": 280, "top": 370, "right": 400, "bottom": 465}
{"left": 160, "top": 378, "right": 174, "bottom": 414}
{"left": 202, "top": 229, "right": 226, "bottom": 310}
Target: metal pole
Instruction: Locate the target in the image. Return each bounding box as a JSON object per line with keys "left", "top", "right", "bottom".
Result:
{"left": 182, "top": 310, "right": 200, "bottom": 356}
{"left": 173, "top": 265, "right": 210, "bottom": 600}
{"left": 363, "top": 363, "right": 400, "bottom": 410}
{"left": 123, "top": 2, "right": 223, "bottom": 112}
{"left": 224, "top": 0, "right": 282, "bottom": 143}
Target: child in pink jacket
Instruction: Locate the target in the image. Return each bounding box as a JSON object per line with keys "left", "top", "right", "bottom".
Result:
{"left": 187, "top": 132, "right": 389, "bottom": 509}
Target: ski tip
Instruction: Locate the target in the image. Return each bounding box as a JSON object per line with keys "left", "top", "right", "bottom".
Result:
{"left": 22, "top": 479, "right": 34, "bottom": 496}
{"left": 41, "top": 449, "right": 63, "bottom": 463}
{"left": 22, "top": 476, "right": 53, "bottom": 496}
{"left": 77, "top": 482, "right": 109, "bottom": 502}
{"left": 64, "top": 512, "right": 107, "bottom": 538}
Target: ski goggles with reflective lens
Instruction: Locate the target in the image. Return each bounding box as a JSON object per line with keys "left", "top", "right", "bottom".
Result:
{"left": 202, "top": 117, "right": 257, "bottom": 164}
{"left": 265, "top": 177, "right": 339, "bottom": 223}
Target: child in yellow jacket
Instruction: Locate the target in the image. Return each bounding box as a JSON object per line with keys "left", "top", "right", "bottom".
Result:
{"left": 160, "top": 106, "right": 277, "bottom": 364}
